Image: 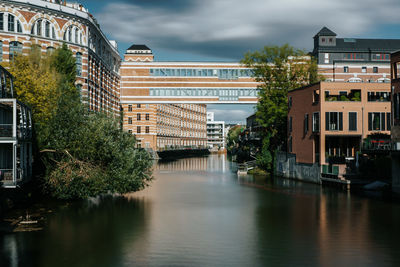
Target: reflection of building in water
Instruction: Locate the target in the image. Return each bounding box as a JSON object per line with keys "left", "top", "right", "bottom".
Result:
{"left": 155, "top": 155, "right": 228, "bottom": 172}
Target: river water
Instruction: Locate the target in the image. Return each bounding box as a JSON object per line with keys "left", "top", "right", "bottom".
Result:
{"left": 1, "top": 154, "right": 400, "bottom": 267}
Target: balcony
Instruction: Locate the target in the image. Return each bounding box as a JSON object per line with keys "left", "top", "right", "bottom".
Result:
{"left": 325, "top": 90, "right": 361, "bottom": 102}
{"left": 367, "top": 92, "right": 391, "bottom": 102}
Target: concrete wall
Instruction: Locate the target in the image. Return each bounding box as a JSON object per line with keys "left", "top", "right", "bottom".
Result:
{"left": 276, "top": 151, "right": 321, "bottom": 184}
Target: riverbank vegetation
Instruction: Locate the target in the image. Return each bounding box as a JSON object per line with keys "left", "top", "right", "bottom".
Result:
{"left": 241, "top": 44, "right": 322, "bottom": 174}
{"left": 3, "top": 44, "right": 152, "bottom": 200}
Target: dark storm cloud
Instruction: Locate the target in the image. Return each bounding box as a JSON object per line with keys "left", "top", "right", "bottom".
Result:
{"left": 94, "top": 0, "right": 400, "bottom": 60}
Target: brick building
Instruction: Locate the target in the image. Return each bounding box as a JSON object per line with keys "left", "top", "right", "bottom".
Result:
{"left": 313, "top": 27, "right": 400, "bottom": 83}
{"left": 390, "top": 51, "right": 400, "bottom": 192}
{"left": 0, "top": 0, "right": 121, "bottom": 114}
{"left": 120, "top": 45, "right": 259, "bottom": 151}
{"left": 288, "top": 82, "right": 391, "bottom": 177}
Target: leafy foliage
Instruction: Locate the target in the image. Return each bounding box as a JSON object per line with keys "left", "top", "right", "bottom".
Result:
{"left": 4, "top": 44, "right": 153, "bottom": 200}
{"left": 242, "top": 44, "right": 322, "bottom": 172}
{"left": 226, "top": 125, "right": 244, "bottom": 153}
{"left": 5, "top": 46, "right": 60, "bottom": 125}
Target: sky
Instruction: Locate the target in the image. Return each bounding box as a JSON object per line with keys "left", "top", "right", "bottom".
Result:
{"left": 78, "top": 0, "right": 400, "bottom": 122}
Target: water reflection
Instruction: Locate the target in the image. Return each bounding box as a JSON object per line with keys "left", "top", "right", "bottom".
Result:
{"left": 156, "top": 154, "right": 228, "bottom": 173}
{"left": 1, "top": 155, "right": 400, "bottom": 267}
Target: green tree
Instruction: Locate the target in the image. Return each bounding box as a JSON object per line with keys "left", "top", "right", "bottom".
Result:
{"left": 5, "top": 46, "right": 60, "bottom": 125}
{"left": 4, "top": 43, "right": 153, "bottom": 200}
{"left": 242, "top": 44, "right": 321, "bottom": 174}
{"left": 227, "top": 125, "right": 244, "bottom": 153}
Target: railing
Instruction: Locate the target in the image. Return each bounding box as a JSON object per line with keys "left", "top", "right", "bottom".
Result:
{"left": 363, "top": 139, "right": 392, "bottom": 151}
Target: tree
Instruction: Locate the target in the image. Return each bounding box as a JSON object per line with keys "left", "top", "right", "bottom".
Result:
{"left": 5, "top": 46, "right": 60, "bottom": 126}
{"left": 241, "top": 44, "right": 322, "bottom": 174}
{"left": 3, "top": 44, "right": 153, "bottom": 200}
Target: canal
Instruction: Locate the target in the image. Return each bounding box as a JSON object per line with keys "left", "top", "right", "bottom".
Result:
{"left": 1, "top": 154, "right": 400, "bottom": 266}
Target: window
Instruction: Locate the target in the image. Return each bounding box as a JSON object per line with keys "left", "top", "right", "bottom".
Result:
{"left": 145, "top": 126, "right": 150, "bottom": 133}
{"left": 387, "top": 113, "right": 391, "bottom": 131}
{"left": 9, "top": 41, "right": 22, "bottom": 61}
{"left": 76, "top": 52, "right": 82, "bottom": 76}
{"left": 325, "top": 112, "right": 343, "bottom": 131}
{"left": 289, "top": 116, "right": 292, "bottom": 133}
{"left": 47, "top": 46, "right": 55, "bottom": 55}
{"left": 137, "top": 126, "right": 141, "bottom": 133}
{"left": 373, "top": 67, "right": 378, "bottom": 73}
{"left": 368, "top": 112, "right": 386, "bottom": 131}
{"left": 0, "top": 41, "right": 2, "bottom": 62}
{"left": 288, "top": 136, "right": 292, "bottom": 153}
{"left": 0, "top": 13, "right": 3, "bottom": 31}
{"left": 128, "top": 104, "right": 132, "bottom": 112}
{"left": 45, "top": 21, "right": 50, "bottom": 38}
{"left": 145, "top": 113, "right": 149, "bottom": 120}
{"left": 288, "top": 96, "right": 292, "bottom": 109}
{"left": 394, "top": 93, "right": 400, "bottom": 123}
{"left": 128, "top": 130, "right": 132, "bottom": 134}
{"left": 349, "top": 112, "right": 357, "bottom": 131}
{"left": 312, "top": 112, "right": 320, "bottom": 132}
{"left": 362, "top": 66, "right": 367, "bottom": 73}
{"left": 137, "top": 113, "right": 141, "bottom": 121}
{"left": 343, "top": 66, "right": 349, "bottom": 73}
{"left": 75, "top": 28, "right": 78, "bottom": 44}
{"left": 8, "top": 14, "right": 16, "bottom": 32}
{"left": 344, "top": 53, "right": 363, "bottom": 60}
{"left": 137, "top": 104, "right": 141, "bottom": 108}
{"left": 128, "top": 117, "right": 132, "bottom": 124}
{"left": 304, "top": 114, "right": 309, "bottom": 135}
{"left": 372, "top": 54, "right": 390, "bottom": 61}
{"left": 36, "top": 19, "right": 42, "bottom": 36}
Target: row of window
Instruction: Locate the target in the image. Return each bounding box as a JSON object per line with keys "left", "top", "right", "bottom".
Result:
{"left": 128, "top": 126, "right": 150, "bottom": 134}
{"left": 127, "top": 104, "right": 149, "bottom": 111}
{"left": 0, "top": 13, "right": 83, "bottom": 45}
{"left": 289, "top": 112, "right": 391, "bottom": 133}
{"left": 0, "top": 13, "right": 23, "bottom": 33}
{"left": 342, "top": 53, "right": 389, "bottom": 61}
{"left": 149, "top": 68, "right": 253, "bottom": 79}
{"left": 149, "top": 88, "right": 259, "bottom": 97}
{"left": 0, "top": 41, "right": 83, "bottom": 76}
{"left": 127, "top": 113, "right": 150, "bottom": 123}
{"left": 343, "top": 66, "right": 380, "bottom": 73}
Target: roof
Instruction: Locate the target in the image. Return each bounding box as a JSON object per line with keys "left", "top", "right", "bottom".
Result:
{"left": 127, "top": 44, "right": 151, "bottom": 51}
{"left": 314, "top": 27, "right": 337, "bottom": 38}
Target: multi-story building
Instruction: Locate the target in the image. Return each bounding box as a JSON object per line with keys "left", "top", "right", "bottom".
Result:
{"left": 206, "top": 112, "right": 225, "bottom": 149}
{"left": 120, "top": 45, "right": 259, "bottom": 151}
{"left": 288, "top": 81, "right": 391, "bottom": 178}
{"left": 390, "top": 51, "right": 400, "bottom": 193}
{"left": 313, "top": 27, "right": 400, "bottom": 83}
{"left": 0, "top": 0, "right": 121, "bottom": 114}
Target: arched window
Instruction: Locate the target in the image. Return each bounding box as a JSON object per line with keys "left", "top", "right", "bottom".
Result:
{"left": 76, "top": 52, "right": 82, "bottom": 76}
{"left": 8, "top": 14, "right": 15, "bottom": 32}
{"left": 47, "top": 46, "right": 55, "bottom": 55}
{"left": 52, "top": 27, "right": 56, "bottom": 39}
{"left": 9, "top": 41, "right": 22, "bottom": 61}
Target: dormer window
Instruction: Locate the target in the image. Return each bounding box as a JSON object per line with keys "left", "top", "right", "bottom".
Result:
{"left": 329, "top": 38, "right": 333, "bottom": 43}
{"left": 322, "top": 38, "right": 326, "bottom": 43}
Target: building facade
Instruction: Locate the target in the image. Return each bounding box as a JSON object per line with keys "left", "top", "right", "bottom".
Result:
{"left": 0, "top": 0, "right": 121, "bottom": 114}
{"left": 206, "top": 112, "right": 225, "bottom": 149}
{"left": 120, "top": 45, "right": 259, "bottom": 151}
{"left": 288, "top": 82, "right": 391, "bottom": 177}
{"left": 390, "top": 51, "right": 400, "bottom": 193}
{"left": 313, "top": 27, "right": 400, "bottom": 83}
